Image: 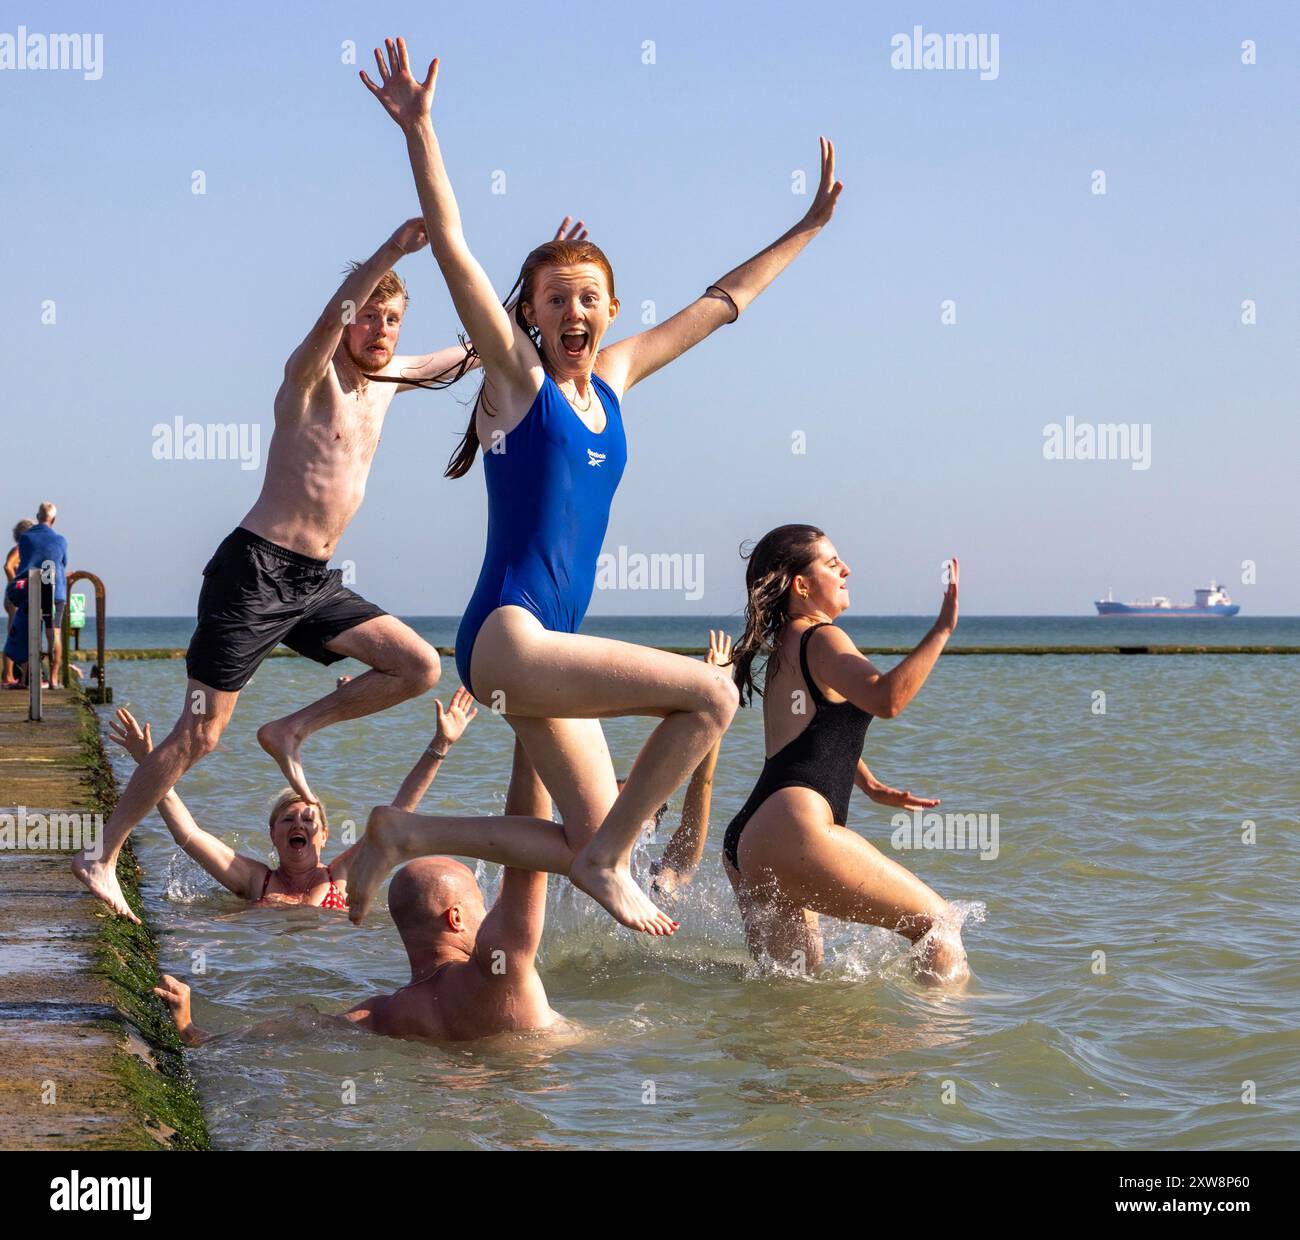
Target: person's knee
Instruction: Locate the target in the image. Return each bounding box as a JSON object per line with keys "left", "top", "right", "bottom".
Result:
{"left": 698, "top": 669, "right": 739, "bottom": 732}
{"left": 171, "top": 713, "right": 226, "bottom": 763}
{"left": 400, "top": 643, "right": 441, "bottom": 692}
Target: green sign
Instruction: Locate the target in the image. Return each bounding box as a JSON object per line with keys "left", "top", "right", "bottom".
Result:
{"left": 69, "top": 593, "right": 86, "bottom": 630}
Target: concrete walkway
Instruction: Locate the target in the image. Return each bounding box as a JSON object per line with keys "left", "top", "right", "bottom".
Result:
{"left": 0, "top": 688, "right": 207, "bottom": 1150}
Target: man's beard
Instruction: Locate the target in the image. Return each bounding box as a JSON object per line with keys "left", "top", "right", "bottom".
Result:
{"left": 348, "top": 342, "right": 390, "bottom": 374}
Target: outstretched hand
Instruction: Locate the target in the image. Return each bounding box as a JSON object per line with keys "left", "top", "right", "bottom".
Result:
{"left": 360, "top": 36, "right": 438, "bottom": 130}
{"left": 389, "top": 217, "right": 428, "bottom": 255}
{"left": 867, "top": 783, "right": 940, "bottom": 811}
{"left": 502, "top": 216, "right": 588, "bottom": 315}
{"left": 938, "top": 555, "right": 959, "bottom": 634}
{"left": 552, "top": 215, "right": 588, "bottom": 243}
{"left": 803, "top": 136, "right": 843, "bottom": 228}
{"left": 433, "top": 687, "right": 479, "bottom": 748}
{"left": 153, "top": 973, "right": 192, "bottom": 1023}
{"left": 109, "top": 707, "right": 152, "bottom": 764}
{"left": 706, "top": 629, "right": 734, "bottom": 667}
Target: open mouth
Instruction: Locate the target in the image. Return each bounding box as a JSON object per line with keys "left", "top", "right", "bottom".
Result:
{"left": 288, "top": 832, "right": 308, "bottom": 849}
{"left": 560, "top": 329, "right": 588, "bottom": 358}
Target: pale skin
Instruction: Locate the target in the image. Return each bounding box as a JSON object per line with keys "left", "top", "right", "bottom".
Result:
{"left": 106, "top": 691, "right": 477, "bottom": 905}
{"left": 724, "top": 541, "right": 969, "bottom": 985}
{"left": 154, "top": 737, "right": 561, "bottom": 1045}
{"left": 355, "top": 36, "right": 844, "bottom": 934}
{"left": 643, "top": 630, "right": 939, "bottom": 901}
{"left": 647, "top": 630, "right": 731, "bottom": 899}
{"left": 71, "top": 210, "right": 583, "bottom": 921}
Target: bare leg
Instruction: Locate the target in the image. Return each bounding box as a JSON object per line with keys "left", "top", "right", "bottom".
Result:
{"left": 73, "top": 678, "right": 239, "bottom": 921}
{"left": 257, "top": 615, "right": 439, "bottom": 803}
{"left": 468, "top": 607, "right": 737, "bottom": 933}
{"left": 346, "top": 805, "right": 575, "bottom": 924}
{"left": 48, "top": 623, "right": 63, "bottom": 688}
{"left": 736, "top": 788, "right": 969, "bottom": 985}
{"left": 348, "top": 739, "right": 558, "bottom": 924}
{"left": 724, "top": 855, "right": 823, "bottom": 973}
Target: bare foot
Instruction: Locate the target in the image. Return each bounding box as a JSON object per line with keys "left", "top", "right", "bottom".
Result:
{"left": 570, "top": 850, "right": 678, "bottom": 935}
{"left": 71, "top": 854, "right": 141, "bottom": 925}
{"left": 257, "top": 717, "right": 315, "bottom": 804}
{"left": 346, "top": 807, "right": 408, "bottom": 926}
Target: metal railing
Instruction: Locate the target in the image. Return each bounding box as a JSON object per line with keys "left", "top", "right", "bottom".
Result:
{"left": 18, "top": 567, "right": 111, "bottom": 720}
{"left": 27, "top": 568, "right": 41, "bottom": 721}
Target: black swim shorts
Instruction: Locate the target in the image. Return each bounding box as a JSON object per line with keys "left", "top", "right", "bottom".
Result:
{"left": 185, "top": 527, "right": 387, "bottom": 692}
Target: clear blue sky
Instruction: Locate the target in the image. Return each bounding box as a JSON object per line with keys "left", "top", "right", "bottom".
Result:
{"left": 3, "top": 1, "right": 1297, "bottom": 615}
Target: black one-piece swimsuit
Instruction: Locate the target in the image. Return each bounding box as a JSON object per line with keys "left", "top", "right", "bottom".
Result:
{"left": 723, "top": 623, "right": 873, "bottom": 870}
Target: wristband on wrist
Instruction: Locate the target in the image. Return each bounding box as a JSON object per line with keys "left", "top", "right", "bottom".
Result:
{"left": 705, "top": 284, "right": 740, "bottom": 323}
{"left": 426, "top": 743, "right": 450, "bottom": 760}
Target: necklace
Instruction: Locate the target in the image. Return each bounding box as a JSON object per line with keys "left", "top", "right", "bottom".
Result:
{"left": 560, "top": 377, "right": 593, "bottom": 414}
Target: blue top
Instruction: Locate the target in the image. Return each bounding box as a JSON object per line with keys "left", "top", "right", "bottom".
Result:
{"left": 455, "top": 371, "right": 627, "bottom": 697}
{"left": 16, "top": 523, "right": 69, "bottom": 602}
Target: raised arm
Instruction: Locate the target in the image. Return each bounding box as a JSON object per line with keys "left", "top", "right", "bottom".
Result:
{"left": 810, "top": 557, "right": 960, "bottom": 719}
{"left": 282, "top": 218, "right": 429, "bottom": 390}
{"left": 361, "top": 38, "right": 535, "bottom": 388}
{"left": 108, "top": 710, "right": 267, "bottom": 900}
{"left": 600, "top": 137, "right": 843, "bottom": 394}
{"left": 472, "top": 740, "right": 552, "bottom": 972}
{"left": 385, "top": 216, "right": 589, "bottom": 392}
{"left": 330, "top": 690, "right": 478, "bottom": 882}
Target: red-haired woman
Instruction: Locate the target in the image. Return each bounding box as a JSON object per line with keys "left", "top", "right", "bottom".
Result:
{"left": 348, "top": 37, "right": 843, "bottom": 936}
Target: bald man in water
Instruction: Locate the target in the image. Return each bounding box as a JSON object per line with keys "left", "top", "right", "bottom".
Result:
{"left": 155, "top": 742, "right": 563, "bottom": 1045}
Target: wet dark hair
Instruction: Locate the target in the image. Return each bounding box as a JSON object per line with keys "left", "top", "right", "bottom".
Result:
{"left": 368, "top": 238, "right": 616, "bottom": 479}
{"left": 731, "top": 524, "right": 826, "bottom": 707}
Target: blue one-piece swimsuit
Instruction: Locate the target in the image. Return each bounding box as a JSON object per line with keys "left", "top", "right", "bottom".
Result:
{"left": 455, "top": 371, "right": 628, "bottom": 699}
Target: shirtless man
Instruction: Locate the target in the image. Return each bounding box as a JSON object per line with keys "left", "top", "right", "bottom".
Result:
{"left": 74, "top": 217, "right": 486, "bottom": 921}
{"left": 154, "top": 741, "right": 561, "bottom": 1043}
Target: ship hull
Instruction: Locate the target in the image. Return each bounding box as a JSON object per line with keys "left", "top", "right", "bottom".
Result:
{"left": 1094, "top": 602, "right": 1240, "bottom": 617}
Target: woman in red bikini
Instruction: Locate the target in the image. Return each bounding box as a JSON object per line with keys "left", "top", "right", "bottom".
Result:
{"left": 107, "top": 690, "right": 477, "bottom": 910}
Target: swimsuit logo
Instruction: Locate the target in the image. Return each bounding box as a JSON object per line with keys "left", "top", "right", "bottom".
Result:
{"left": 587, "top": 449, "right": 606, "bottom": 468}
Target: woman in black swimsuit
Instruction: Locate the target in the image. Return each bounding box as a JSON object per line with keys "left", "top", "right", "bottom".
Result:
{"left": 724, "top": 525, "right": 969, "bottom": 984}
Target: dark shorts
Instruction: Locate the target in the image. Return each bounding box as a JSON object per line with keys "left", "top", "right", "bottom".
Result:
{"left": 185, "top": 527, "right": 387, "bottom": 692}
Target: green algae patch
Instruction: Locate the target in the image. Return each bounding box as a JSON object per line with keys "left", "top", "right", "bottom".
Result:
{"left": 74, "top": 687, "right": 211, "bottom": 1151}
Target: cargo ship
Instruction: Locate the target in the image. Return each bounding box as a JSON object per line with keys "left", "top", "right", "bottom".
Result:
{"left": 1094, "top": 583, "right": 1240, "bottom": 617}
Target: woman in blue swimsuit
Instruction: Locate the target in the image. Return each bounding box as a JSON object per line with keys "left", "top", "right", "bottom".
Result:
{"left": 349, "top": 38, "right": 843, "bottom": 935}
